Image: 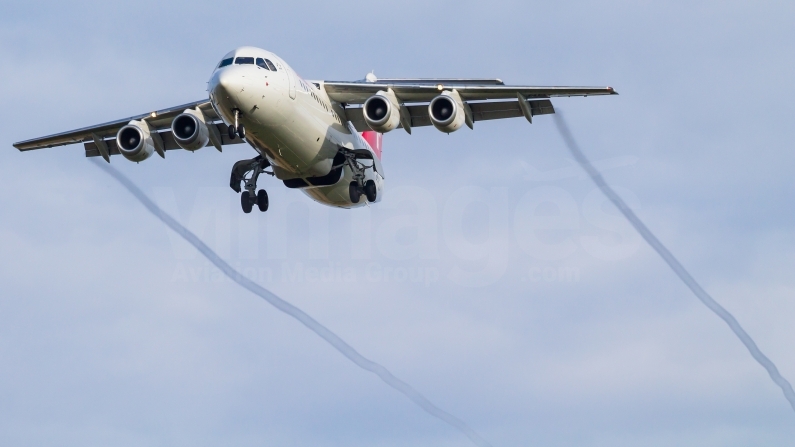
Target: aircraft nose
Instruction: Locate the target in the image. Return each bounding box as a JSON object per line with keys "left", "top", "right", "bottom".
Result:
{"left": 211, "top": 68, "right": 240, "bottom": 100}
{"left": 208, "top": 65, "right": 264, "bottom": 125}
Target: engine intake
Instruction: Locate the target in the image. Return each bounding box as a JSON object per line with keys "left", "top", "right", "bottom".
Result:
{"left": 363, "top": 90, "right": 401, "bottom": 133}
{"left": 116, "top": 120, "right": 155, "bottom": 162}
{"left": 429, "top": 91, "right": 466, "bottom": 133}
{"left": 171, "top": 110, "right": 209, "bottom": 151}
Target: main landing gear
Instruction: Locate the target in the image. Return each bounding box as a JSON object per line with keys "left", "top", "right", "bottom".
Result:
{"left": 227, "top": 109, "right": 246, "bottom": 140}
{"left": 349, "top": 180, "right": 377, "bottom": 204}
{"left": 230, "top": 155, "right": 272, "bottom": 213}
{"left": 241, "top": 189, "right": 268, "bottom": 213}
{"left": 343, "top": 151, "right": 377, "bottom": 204}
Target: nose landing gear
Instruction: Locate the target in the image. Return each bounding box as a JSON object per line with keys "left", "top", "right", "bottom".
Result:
{"left": 231, "top": 155, "right": 272, "bottom": 213}
{"left": 227, "top": 109, "right": 246, "bottom": 140}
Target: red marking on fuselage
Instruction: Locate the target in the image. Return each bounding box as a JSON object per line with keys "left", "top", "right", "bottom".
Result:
{"left": 361, "top": 131, "right": 382, "bottom": 159}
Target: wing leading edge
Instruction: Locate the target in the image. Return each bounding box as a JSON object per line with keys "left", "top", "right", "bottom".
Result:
{"left": 322, "top": 80, "right": 616, "bottom": 104}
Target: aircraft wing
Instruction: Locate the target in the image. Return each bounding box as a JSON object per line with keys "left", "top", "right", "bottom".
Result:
{"left": 322, "top": 79, "right": 617, "bottom": 103}
{"left": 13, "top": 79, "right": 616, "bottom": 156}
{"left": 344, "top": 99, "right": 556, "bottom": 132}
{"left": 321, "top": 78, "right": 615, "bottom": 132}
{"left": 12, "top": 99, "right": 244, "bottom": 157}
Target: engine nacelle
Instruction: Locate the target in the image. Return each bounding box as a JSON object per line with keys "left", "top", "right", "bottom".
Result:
{"left": 429, "top": 90, "right": 466, "bottom": 133}
{"left": 171, "top": 109, "right": 209, "bottom": 151}
{"left": 116, "top": 120, "right": 155, "bottom": 162}
{"left": 363, "top": 90, "right": 401, "bottom": 133}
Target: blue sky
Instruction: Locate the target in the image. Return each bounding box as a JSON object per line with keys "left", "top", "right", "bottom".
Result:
{"left": 1, "top": 1, "right": 794, "bottom": 446}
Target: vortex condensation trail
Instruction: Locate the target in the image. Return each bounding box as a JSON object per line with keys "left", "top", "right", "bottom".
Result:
{"left": 90, "top": 159, "right": 492, "bottom": 447}
{"left": 553, "top": 113, "right": 795, "bottom": 413}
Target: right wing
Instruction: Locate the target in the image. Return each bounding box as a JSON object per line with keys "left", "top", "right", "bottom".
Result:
{"left": 13, "top": 99, "right": 245, "bottom": 157}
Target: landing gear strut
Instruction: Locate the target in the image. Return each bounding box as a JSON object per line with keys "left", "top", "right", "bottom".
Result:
{"left": 231, "top": 155, "right": 272, "bottom": 213}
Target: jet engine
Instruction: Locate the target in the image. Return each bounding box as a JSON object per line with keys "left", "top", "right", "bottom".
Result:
{"left": 171, "top": 109, "right": 209, "bottom": 151}
{"left": 116, "top": 120, "right": 156, "bottom": 162}
{"left": 429, "top": 91, "right": 466, "bottom": 133}
{"left": 363, "top": 90, "right": 401, "bottom": 133}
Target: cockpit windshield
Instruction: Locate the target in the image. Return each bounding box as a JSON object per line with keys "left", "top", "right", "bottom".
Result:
{"left": 218, "top": 56, "right": 276, "bottom": 71}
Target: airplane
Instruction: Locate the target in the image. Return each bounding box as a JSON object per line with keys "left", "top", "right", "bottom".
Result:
{"left": 13, "top": 46, "right": 617, "bottom": 213}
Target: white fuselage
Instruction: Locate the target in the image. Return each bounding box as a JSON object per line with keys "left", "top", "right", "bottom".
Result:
{"left": 207, "top": 46, "right": 383, "bottom": 208}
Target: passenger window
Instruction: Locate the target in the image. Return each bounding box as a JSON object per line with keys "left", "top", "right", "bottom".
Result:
{"left": 218, "top": 58, "right": 234, "bottom": 68}
{"left": 256, "top": 58, "right": 270, "bottom": 70}
{"left": 265, "top": 59, "right": 277, "bottom": 71}
{"left": 235, "top": 57, "right": 255, "bottom": 65}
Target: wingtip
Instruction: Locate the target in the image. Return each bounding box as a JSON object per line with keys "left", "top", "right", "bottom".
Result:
{"left": 608, "top": 86, "right": 619, "bottom": 95}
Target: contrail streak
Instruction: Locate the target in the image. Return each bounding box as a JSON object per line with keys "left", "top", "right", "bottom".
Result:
{"left": 553, "top": 112, "right": 795, "bottom": 413}
{"left": 91, "top": 159, "right": 492, "bottom": 447}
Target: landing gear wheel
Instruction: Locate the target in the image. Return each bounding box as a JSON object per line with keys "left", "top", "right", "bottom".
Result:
{"left": 228, "top": 125, "right": 237, "bottom": 140}
{"left": 349, "top": 182, "right": 361, "bottom": 204}
{"left": 256, "top": 189, "right": 269, "bottom": 212}
{"left": 237, "top": 124, "right": 246, "bottom": 139}
{"left": 241, "top": 191, "right": 253, "bottom": 213}
{"left": 364, "top": 180, "right": 377, "bottom": 202}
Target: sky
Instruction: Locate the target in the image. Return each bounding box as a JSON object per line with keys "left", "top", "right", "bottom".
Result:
{"left": 1, "top": 1, "right": 794, "bottom": 446}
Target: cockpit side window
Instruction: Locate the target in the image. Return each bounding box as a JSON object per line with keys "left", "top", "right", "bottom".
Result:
{"left": 256, "top": 58, "right": 271, "bottom": 70}
{"left": 264, "top": 59, "right": 277, "bottom": 71}
{"left": 235, "top": 57, "right": 255, "bottom": 65}
{"left": 218, "top": 58, "right": 233, "bottom": 68}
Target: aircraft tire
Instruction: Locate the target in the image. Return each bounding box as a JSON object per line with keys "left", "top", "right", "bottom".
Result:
{"left": 257, "top": 189, "right": 269, "bottom": 212}
{"left": 237, "top": 124, "right": 246, "bottom": 139}
{"left": 241, "top": 191, "right": 253, "bottom": 213}
{"left": 364, "top": 180, "right": 377, "bottom": 202}
{"left": 349, "top": 182, "right": 361, "bottom": 204}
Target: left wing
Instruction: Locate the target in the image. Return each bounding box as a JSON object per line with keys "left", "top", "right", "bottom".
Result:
{"left": 321, "top": 79, "right": 617, "bottom": 104}
{"left": 344, "top": 99, "right": 556, "bottom": 132}
{"left": 318, "top": 78, "right": 615, "bottom": 132}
